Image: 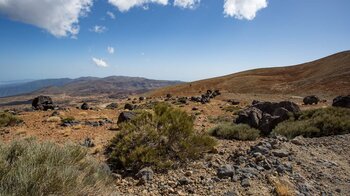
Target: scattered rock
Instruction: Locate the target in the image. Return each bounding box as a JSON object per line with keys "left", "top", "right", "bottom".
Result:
{"left": 272, "top": 149, "right": 290, "bottom": 158}
{"left": 303, "top": 95, "right": 320, "bottom": 105}
{"left": 117, "top": 111, "right": 136, "bottom": 124}
{"left": 124, "top": 103, "right": 136, "bottom": 110}
{"left": 137, "top": 167, "right": 154, "bottom": 184}
{"left": 81, "top": 102, "right": 90, "bottom": 110}
{"left": 241, "top": 178, "right": 250, "bottom": 187}
{"left": 82, "top": 138, "right": 95, "bottom": 147}
{"left": 332, "top": 95, "right": 350, "bottom": 108}
{"left": 217, "top": 165, "right": 235, "bottom": 179}
{"left": 32, "top": 96, "right": 56, "bottom": 111}
{"left": 178, "top": 177, "right": 190, "bottom": 186}
{"left": 236, "top": 107, "right": 262, "bottom": 128}
{"left": 236, "top": 101, "right": 300, "bottom": 135}
{"left": 190, "top": 89, "right": 221, "bottom": 104}
{"left": 178, "top": 97, "right": 187, "bottom": 104}
{"left": 291, "top": 136, "right": 304, "bottom": 145}
{"left": 50, "top": 111, "right": 60, "bottom": 117}
{"left": 227, "top": 99, "right": 240, "bottom": 105}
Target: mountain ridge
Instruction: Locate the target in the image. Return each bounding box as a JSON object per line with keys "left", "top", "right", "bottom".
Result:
{"left": 0, "top": 76, "right": 182, "bottom": 98}
{"left": 150, "top": 51, "right": 350, "bottom": 97}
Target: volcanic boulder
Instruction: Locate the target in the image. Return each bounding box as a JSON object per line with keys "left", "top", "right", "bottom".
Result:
{"left": 117, "top": 111, "right": 136, "bottom": 124}
{"left": 303, "top": 96, "right": 320, "bottom": 105}
{"left": 332, "top": 95, "right": 350, "bottom": 108}
{"left": 81, "top": 103, "right": 90, "bottom": 110}
{"left": 32, "top": 96, "right": 55, "bottom": 111}
{"left": 236, "top": 101, "right": 300, "bottom": 135}
{"left": 124, "top": 103, "right": 136, "bottom": 110}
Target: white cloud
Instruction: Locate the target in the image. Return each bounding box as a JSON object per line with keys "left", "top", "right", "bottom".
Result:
{"left": 108, "top": 0, "right": 168, "bottom": 12}
{"left": 92, "top": 57, "right": 109, "bottom": 67}
{"left": 107, "top": 11, "right": 116, "bottom": 19}
{"left": 174, "top": 0, "right": 200, "bottom": 9}
{"left": 224, "top": 0, "right": 268, "bottom": 20}
{"left": 107, "top": 46, "right": 115, "bottom": 54}
{"left": 0, "top": 0, "right": 92, "bottom": 37}
{"left": 90, "top": 25, "right": 107, "bottom": 33}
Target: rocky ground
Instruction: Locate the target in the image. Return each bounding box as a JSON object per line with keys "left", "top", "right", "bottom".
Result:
{"left": 114, "top": 134, "right": 350, "bottom": 196}
{"left": 0, "top": 93, "right": 349, "bottom": 195}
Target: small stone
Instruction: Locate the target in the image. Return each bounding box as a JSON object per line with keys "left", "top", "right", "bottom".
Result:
{"left": 185, "top": 171, "right": 193, "bottom": 177}
{"left": 137, "top": 167, "right": 154, "bottom": 184}
{"left": 217, "top": 165, "right": 235, "bottom": 179}
{"left": 241, "top": 178, "right": 250, "bottom": 187}
{"left": 272, "top": 149, "right": 290, "bottom": 158}
{"left": 178, "top": 177, "right": 190, "bottom": 186}
{"left": 81, "top": 138, "right": 95, "bottom": 148}
{"left": 251, "top": 145, "right": 270, "bottom": 155}
{"left": 291, "top": 136, "right": 304, "bottom": 145}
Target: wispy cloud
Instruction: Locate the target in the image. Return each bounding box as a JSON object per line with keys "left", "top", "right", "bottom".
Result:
{"left": 90, "top": 25, "right": 107, "bottom": 33}
{"left": 174, "top": 0, "right": 200, "bottom": 9}
{"left": 108, "top": 0, "right": 168, "bottom": 12}
{"left": 92, "top": 57, "right": 109, "bottom": 67}
{"left": 0, "top": 0, "right": 93, "bottom": 38}
{"left": 106, "top": 11, "right": 116, "bottom": 19}
{"left": 224, "top": 0, "right": 268, "bottom": 20}
{"left": 107, "top": 46, "right": 115, "bottom": 54}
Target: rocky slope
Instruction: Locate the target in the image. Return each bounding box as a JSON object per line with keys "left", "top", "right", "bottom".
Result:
{"left": 150, "top": 51, "right": 350, "bottom": 97}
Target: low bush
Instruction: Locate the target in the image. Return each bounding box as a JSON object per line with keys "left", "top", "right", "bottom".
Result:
{"left": 61, "top": 117, "right": 76, "bottom": 123}
{"left": 272, "top": 107, "right": 350, "bottom": 139}
{"left": 106, "top": 103, "right": 216, "bottom": 173}
{"left": 222, "top": 105, "right": 241, "bottom": 113}
{"left": 209, "top": 123, "right": 260, "bottom": 141}
{"left": 0, "top": 138, "right": 114, "bottom": 195}
{"left": 208, "top": 115, "right": 232, "bottom": 124}
{"left": 0, "top": 112, "right": 22, "bottom": 127}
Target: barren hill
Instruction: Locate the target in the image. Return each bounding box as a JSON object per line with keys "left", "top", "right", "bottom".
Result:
{"left": 150, "top": 51, "right": 350, "bottom": 97}
{"left": 35, "top": 76, "right": 182, "bottom": 97}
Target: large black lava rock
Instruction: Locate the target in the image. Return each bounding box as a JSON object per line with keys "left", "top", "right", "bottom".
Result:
{"left": 332, "top": 95, "right": 350, "bottom": 108}
{"left": 32, "top": 96, "right": 55, "bottom": 111}
{"left": 236, "top": 101, "right": 300, "bottom": 135}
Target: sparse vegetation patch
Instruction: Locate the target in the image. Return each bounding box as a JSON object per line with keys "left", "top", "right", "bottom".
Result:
{"left": 106, "top": 103, "right": 216, "bottom": 173}
{"left": 0, "top": 112, "right": 22, "bottom": 127}
{"left": 209, "top": 123, "right": 260, "bottom": 141}
{"left": 0, "top": 138, "right": 114, "bottom": 195}
{"left": 272, "top": 107, "right": 350, "bottom": 139}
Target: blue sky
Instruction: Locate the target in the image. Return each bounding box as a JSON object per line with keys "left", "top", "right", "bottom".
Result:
{"left": 0, "top": 0, "right": 349, "bottom": 82}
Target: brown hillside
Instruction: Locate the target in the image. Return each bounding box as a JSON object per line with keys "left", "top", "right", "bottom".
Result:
{"left": 150, "top": 51, "right": 350, "bottom": 97}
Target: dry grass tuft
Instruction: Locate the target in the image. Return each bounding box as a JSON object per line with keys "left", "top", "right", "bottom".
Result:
{"left": 0, "top": 138, "right": 115, "bottom": 195}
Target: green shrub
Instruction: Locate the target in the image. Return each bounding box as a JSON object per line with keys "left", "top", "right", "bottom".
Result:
{"left": 0, "top": 112, "right": 22, "bottom": 127}
{"left": 272, "top": 107, "right": 350, "bottom": 139}
{"left": 0, "top": 138, "right": 114, "bottom": 195}
{"left": 209, "top": 123, "right": 260, "bottom": 141}
{"left": 61, "top": 117, "right": 76, "bottom": 123}
{"left": 208, "top": 115, "right": 232, "bottom": 124}
{"left": 106, "top": 103, "right": 216, "bottom": 172}
{"left": 222, "top": 105, "right": 241, "bottom": 113}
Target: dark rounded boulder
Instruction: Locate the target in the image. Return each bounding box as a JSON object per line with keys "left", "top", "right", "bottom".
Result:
{"left": 332, "top": 95, "right": 350, "bottom": 108}
{"left": 32, "top": 96, "right": 55, "bottom": 111}
{"left": 303, "top": 96, "right": 320, "bottom": 105}
{"left": 117, "top": 111, "right": 136, "bottom": 124}
{"left": 81, "top": 103, "right": 90, "bottom": 110}
{"left": 124, "top": 103, "right": 136, "bottom": 110}
{"left": 236, "top": 107, "right": 263, "bottom": 129}
{"left": 236, "top": 101, "right": 300, "bottom": 135}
